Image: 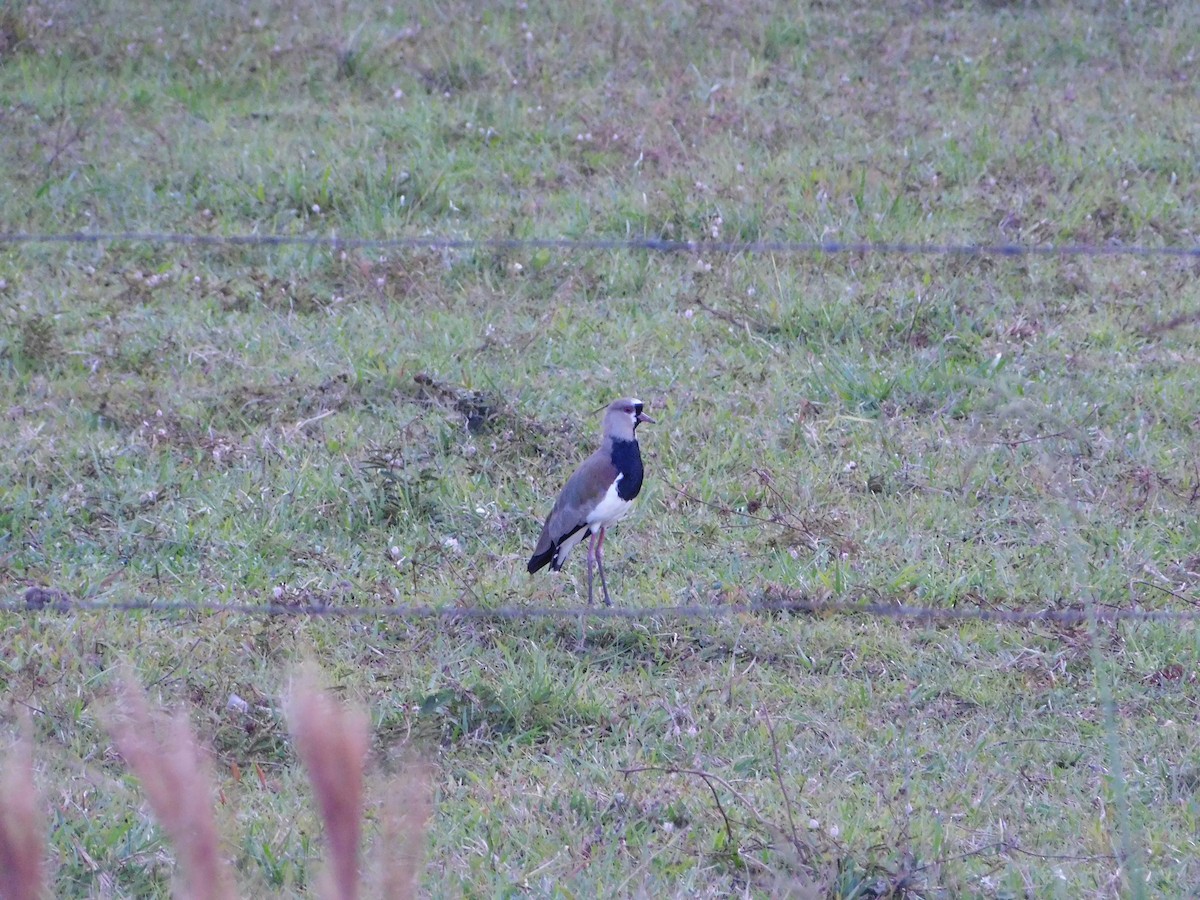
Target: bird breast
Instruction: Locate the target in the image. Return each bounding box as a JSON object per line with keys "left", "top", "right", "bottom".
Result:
{"left": 586, "top": 476, "right": 634, "bottom": 529}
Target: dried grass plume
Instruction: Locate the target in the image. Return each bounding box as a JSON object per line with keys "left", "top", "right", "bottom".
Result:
{"left": 373, "top": 757, "right": 432, "bottom": 900}
{"left": 0, "top": 711, "right": 45, "bottom": 900}
{"left": 287, "top": 665, "right": 371, "bottom": 900}
{"left": 107, "top": 679, "right": 236, "bottom": 900}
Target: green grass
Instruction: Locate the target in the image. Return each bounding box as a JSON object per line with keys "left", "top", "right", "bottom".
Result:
{"left": 3, "top": 0, "right": 1200, "bottom": 895}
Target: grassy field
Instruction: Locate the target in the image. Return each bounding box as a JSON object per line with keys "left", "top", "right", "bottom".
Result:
{"left": 2, "top": 0, "right": 1200, "bottom": 895}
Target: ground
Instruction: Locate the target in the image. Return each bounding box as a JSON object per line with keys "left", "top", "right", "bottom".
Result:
{"left": 1, "top": 0, "right": 1199, "bottom": 895}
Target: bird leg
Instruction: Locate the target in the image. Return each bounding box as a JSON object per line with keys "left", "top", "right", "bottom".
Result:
{"left": 595, "top": 527, "right": 612, "bottom": 607}
{"left": 586, "top": 530, "right": 598, "bottom": 605}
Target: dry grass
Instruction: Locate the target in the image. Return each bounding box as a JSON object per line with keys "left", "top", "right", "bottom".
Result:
{"left": 286, "top": 666, "right": 370, "bottom": 900}
{"left": 370, "top": 760, "right": 432, "bottom": 900}
{"left": 1, "top": 672, "right": 429, "bottom": 900}
{"left": 108, "top": 678, "right": 238, "bottom": 900}
{"left": 0, "top": 713, "right": 44, "bottom": 900}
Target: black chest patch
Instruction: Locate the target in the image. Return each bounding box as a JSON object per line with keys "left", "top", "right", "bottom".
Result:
{"left": 610, "top": 439, "right": 644, "bottom": 501}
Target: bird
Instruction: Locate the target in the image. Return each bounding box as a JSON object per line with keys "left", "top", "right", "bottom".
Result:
{"left": 527, "top": 397, "right": 655, "bottom": 605}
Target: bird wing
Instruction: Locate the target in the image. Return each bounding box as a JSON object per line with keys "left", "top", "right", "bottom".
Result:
{"left": 527, "top": 449, "right": 618, "bottom": 572}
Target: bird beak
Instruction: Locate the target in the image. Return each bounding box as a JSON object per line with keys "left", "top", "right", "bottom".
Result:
{"left": 636, "top": 411, "right": 656, "bottom": 424}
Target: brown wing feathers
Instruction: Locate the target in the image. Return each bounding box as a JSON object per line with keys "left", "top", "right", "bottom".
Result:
{"left": 526, "top": 448, "right": 617, "bottom": 573}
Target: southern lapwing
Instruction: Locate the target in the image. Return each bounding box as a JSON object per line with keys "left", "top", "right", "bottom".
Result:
{"left": 527, "top": 398, "right": 655, "bottom": 605}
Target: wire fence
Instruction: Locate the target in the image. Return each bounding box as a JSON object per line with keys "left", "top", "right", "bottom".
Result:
{"left": 3, "top": 230, "right": 1200, "bottom": 258}
{"left": 5, "top": 590, "right": 1198, "bottom": 626}
{"left": 3, "top": 226, "right": 1189, "bottom": 898}
{"left": 6, "top": 227, "right": 1198, "bottom": 628}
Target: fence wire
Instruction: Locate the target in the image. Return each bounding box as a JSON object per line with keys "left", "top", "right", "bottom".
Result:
{"left": 6, "top": 226, "right": 1198, "bottom": 629}
{"left": 4, "top": 591, "right": 1198, "bottom": 626}
{"left": 2, "top": 230, "right": 1200, "bottom": 258}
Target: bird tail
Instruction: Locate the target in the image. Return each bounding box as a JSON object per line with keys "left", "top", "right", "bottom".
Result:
{"left": 527, "top": 546, "right": 555, "bottom": 574}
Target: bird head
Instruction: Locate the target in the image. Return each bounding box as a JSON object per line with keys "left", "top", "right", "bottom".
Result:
{"left": 602, "top": 397, "right": 655, "bottom": 439}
